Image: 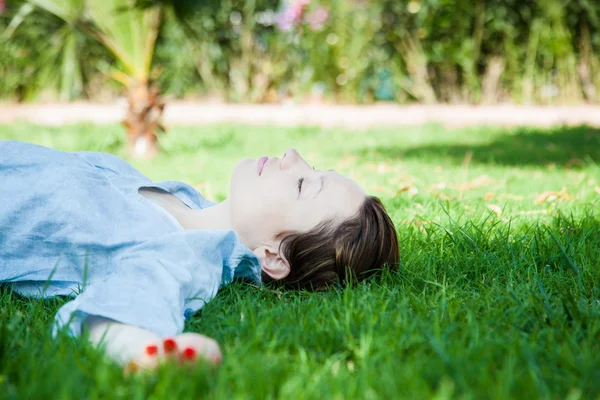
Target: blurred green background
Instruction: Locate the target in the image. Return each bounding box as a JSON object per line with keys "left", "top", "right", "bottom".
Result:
{"left": 1, "top": 0, "right": 599, "bottom": 105}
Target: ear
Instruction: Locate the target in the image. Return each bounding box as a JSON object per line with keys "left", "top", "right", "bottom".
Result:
{"left": 253, "top": 245, "right": 290, "bottom": 280}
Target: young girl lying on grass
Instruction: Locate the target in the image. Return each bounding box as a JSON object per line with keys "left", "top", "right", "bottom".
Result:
{"left": 0, "top": 141, "right": 399, "bottom": 372}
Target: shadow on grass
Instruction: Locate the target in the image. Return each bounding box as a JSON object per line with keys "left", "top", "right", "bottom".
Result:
{"left": 360, "top": 125, "right": 600, "bottom": 168}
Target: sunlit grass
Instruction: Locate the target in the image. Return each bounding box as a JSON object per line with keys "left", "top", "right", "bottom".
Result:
{"left": 1, "top": 123, "right": 599, "bottom": 399}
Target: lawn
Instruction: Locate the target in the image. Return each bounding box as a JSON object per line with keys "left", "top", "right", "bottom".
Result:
{"left": 1, "top": 123, "right": 599, "bottom": 399}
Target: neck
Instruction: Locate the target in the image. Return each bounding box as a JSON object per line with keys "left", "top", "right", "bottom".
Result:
{"left": 185, "top": 200, "right": 256, "bottom": 250}
{"left": 139, "top": 189, "right": 248, "bottom": 245}
{"left": 139, "top": 188, "right": 233, "bottom": 230}
{"left": 179, "top": 198, "right": 233, "bottom": 231}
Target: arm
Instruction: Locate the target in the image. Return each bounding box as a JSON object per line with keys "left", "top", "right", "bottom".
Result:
{"left": 54, "top": 232, "right": 227, "bottom": 370}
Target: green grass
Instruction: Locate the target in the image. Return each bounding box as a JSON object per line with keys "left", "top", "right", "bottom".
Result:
{"left": 1, "top": 123, "right": 599, "bottom": 399}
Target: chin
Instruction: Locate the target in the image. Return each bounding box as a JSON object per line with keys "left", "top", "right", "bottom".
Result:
{"left": 231, "top": 158, "right": 254, "bottom": 178}
{"left": 230, "top": 158, "right": 256, "bottom": 193}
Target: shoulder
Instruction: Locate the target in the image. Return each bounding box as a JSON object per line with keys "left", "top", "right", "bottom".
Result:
{"left": 74, "top": 151, "right": 147, "bottom": 179}
{"left": 1, "top": 140, "right": 73, "bottom": 163}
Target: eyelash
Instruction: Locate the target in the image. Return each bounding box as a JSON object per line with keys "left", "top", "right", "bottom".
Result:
{"left": 297, "top": 177, "right": 304, "bottom": 193}
{"left": 298, "top": 167, "right": 316, "bottom": 193}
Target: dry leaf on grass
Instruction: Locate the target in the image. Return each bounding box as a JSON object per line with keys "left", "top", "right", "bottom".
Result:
{"left": 457, "top": 175, "right": 493, "bottom": 191}
{"left": 431, "top": 183, "right": 447, "bottom": 190}
{"left": 595, "top": 187, "right": 600, "bottom": 195}
{"left": 370, "top": 185, "right": 395, "bottom": 195}
{"left": 430, "top": 183, "right": 452, "bottom": 199}
{"left": 535, "top": 187, "right": 575, "bottom": 205}
{"left": 499, "top": 194, "right": 525, "bottom": 201}
{"left": 377, "top": 162, "right": 392, "bottom": 174}
{"left": 484, "top": 192, "right": 494, "bottom": 200}
{"left": 396, "top": 185, "right": 419, "bottom": 197}
{"left": 336, "top": 154, "right": 358, "bottom": 169}
{"left": 366, "top": 162, "right": 393, "bottom": 174}
{"left": 389, "top": 175, "right": 413, "bottom": 185}
{"left": 519, "top": 210, "right": 551, "bottom": 215}
{"left": 401, "top": 219, "right": 430, "bottom": 234}
{"left": 432, "top": 192, "right": 454, "bottom": 200}
{"left": 565, "top": 158, "right": 585, "bottom": 168}
{"left": 487, "top": 204, "right": 502, "bottom": 218}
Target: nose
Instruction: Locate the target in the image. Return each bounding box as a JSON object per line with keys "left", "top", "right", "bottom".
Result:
{"left": 281, "top": 148, "right": 299, "bottom": 169}
{"left": 281, "top": 148, "right": 310, "bottom": 170}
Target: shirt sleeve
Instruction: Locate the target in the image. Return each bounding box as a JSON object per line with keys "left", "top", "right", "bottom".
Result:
{"left": 53, "top": 232, "right": 224, "bottom": 338}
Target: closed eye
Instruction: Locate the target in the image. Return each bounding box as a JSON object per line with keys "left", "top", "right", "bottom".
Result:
{"left": 297, "top": 177, "right": 304, "bottom": 193}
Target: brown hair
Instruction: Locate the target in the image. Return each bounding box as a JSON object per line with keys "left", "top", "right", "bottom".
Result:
{"left": 262, "top": 196, "right": 400, "bottom": 290}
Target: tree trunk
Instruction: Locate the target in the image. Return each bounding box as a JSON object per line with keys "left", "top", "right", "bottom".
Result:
{"left": 123, "top": 81, "right": 165, "bottom": 159}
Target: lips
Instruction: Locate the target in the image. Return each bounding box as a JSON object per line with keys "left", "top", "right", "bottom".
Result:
{"left": 257, "top": 156, "right": 268, "bottom": 175}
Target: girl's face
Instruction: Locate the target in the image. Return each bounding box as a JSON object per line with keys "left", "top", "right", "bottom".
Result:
{"left": 228, "top": 148, "right": 365, "bottom": 252}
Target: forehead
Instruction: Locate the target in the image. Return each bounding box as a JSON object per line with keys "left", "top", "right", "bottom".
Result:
{"left": 327, "top": 171, "right": 364, "bottom": 195}
{"left": 318, "top": 171, "right": 365, "bottom": 220}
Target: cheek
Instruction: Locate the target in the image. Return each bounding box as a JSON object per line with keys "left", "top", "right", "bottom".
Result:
{"left": 231, "top": 184, "right": 289, "bottom": 229}
{"left": 232, "top": 196, "right": 291, "bottom": 246}
{"left": 244, "top": 193, "right": 288, "bottom": 224}
{"left": 229, "top": 164, "right": 304, "bottom": 234}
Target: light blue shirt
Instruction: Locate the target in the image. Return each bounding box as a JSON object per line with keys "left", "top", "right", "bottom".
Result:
{"left": 0, "top": 140, "right": 262, "bottom": 338}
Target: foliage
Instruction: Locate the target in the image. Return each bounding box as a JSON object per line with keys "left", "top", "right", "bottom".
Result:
{"left": 0, "top": 0, "right": 214, "bottom": 157}
{"left": 0, "top": 1, "right": 109, "bottom": 100}
{"left": 1, "top": 0, "right": 600, "bottom": 104}
{"left": 1, "top": 123, "right": 600, "bottom": 398}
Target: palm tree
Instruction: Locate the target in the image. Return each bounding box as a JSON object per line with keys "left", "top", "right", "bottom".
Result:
{"left": 6, "top": 0, "right": 175, "bottom": 158}
{"left": 87, "top": 0, "right": 165, "bottom": 159}
{"left": 1, "top": 0, "right": 91, "bottom": 101}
